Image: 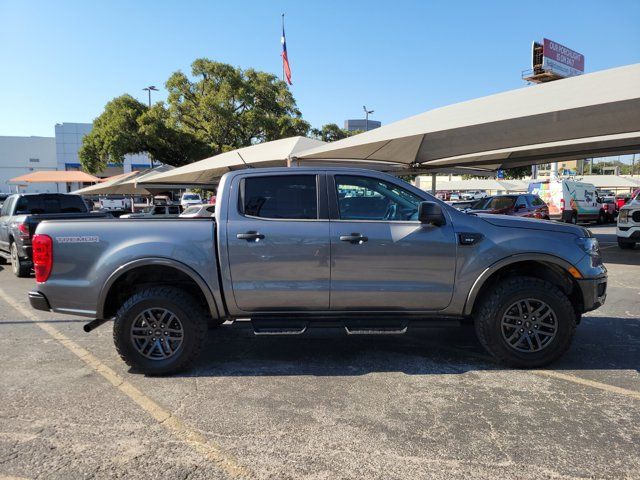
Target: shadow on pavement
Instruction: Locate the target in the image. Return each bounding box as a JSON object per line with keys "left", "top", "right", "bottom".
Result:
{"left": 165, "top": 315, "right": 639, "bottom": 378}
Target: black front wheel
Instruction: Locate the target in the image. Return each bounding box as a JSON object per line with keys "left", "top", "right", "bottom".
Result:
{"left": 474, "top": 277, "right": 576, "bottom": 368}
{"left": 113, "top": 287, "right": 209, "bottom": 375}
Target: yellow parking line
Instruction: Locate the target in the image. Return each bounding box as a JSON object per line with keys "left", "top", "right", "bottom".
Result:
{"left": 531, "top": 370, "right": 640, "bottom": 400}
{"left": 436, "top": 345, "right": 640, "bottom": 401}
{"left": 0, "top": 288, "right": 254, "bottom": 480}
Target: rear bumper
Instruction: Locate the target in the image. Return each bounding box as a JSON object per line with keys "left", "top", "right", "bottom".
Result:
{"left": 576, "top": 276, "right": 607, "bottom": 313}
{"left": 28, "top": 291, "right": 51, "bottom": 312}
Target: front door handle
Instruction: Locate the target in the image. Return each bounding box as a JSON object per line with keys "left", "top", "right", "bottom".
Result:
{"left": 237, "top": 231, "right": 265, "bottom": 241}
{"left": 339, "top": 233, "right": 368, "bottom": 244}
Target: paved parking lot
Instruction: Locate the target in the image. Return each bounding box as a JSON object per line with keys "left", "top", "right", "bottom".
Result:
{"left": 0, "top": 224, "right": 638, "bottom": 479}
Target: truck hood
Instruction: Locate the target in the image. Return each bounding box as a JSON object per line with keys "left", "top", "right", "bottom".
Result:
{"left": 476, "top": 214, "right": 589, "bottom": 237}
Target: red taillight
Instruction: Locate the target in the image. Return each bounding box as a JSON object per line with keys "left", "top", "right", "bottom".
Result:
{"left": 17, "top": 223, "right": 30, "bottom": 238}
{"left": 32, "top": 234, "right": 53, "bottom": 283}
{"left": 560, "top": 198, "right": 565, "bottom": 211}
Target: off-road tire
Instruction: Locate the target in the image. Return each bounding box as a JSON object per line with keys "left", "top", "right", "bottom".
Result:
{"left": 10, "top": 242, "right": 30, "bottom": 278}
{"left": 617, "top": 238, "right": 636, "bottom": 250}
{"left": 474, "top": 277, "right": 576, "bottom": 368}
{"left": 568, "top": 212, "right": 578, "bottom": 225}
{"left": 113, "top": 287, "right": 208, "bottom": 375}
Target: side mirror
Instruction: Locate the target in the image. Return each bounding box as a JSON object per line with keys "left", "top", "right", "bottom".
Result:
{"left": 418, "top": 201, "right": 445, "bottom": 226}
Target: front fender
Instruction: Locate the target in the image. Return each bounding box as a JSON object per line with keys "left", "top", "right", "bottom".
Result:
{"left": 462, "top": 253, "right": 579, "bottom": 316}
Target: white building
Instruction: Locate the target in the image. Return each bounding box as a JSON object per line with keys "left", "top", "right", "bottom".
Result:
{"left": 0, "top": 136, "right": 57, "bottom": 193}
{"left": 0, "top": 123, "right": 152, "bottom": 194}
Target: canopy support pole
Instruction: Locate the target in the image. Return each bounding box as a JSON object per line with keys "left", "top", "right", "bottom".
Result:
{"left": 431, "top": 174, "right": 436, "bottom": 194}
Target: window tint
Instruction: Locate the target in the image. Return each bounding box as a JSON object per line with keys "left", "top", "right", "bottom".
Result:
{"left": 15, "top": 196, "right": 46, "bottom": 214}
{"left": 59, "top": 195, "right": 86, "bottom": 213}
{"left": 530, "top": 195, "right": 545, "bottom": 206}
{"left": 335, "top": 175, "right": 423, "bottom": 221}
{"left": 516, "top": 196, "right": 527, "bottom": 207}
{"left": 168, "top": 206, "right": 180, "bottom": 215}
{"left": 473, "top": 196, "right": 516, "bottom": 210}
{"left": 241, "top": 175, "right": 318, "bottom": 219}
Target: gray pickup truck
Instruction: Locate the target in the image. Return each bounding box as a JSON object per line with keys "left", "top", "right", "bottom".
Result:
{"left": 0, "top": 193, "right": 108, "bottom": 277}
{"left": 29, "top": 168, "right": 607, "bottom": 374}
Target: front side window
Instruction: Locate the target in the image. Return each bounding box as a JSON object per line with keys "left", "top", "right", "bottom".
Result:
{"left": 240, "top": 175, "right": 318, "bottom": 220}
{"left": 334, "top": 175, "right": 423, "bottom": 221}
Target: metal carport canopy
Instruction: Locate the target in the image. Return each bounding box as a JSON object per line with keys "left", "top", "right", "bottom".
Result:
{"left": 294, "top": 63, "right": 640, "bottom": 171}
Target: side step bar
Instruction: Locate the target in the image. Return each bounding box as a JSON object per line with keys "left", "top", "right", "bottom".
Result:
{"left": 251, "top": 319, "right": 308, "bottom": 335}
{"left": 248, "top": 318, "right": 448, "bottom": 336}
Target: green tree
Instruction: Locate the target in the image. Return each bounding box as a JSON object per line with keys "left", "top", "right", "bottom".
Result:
{"left": 311, "top": 123, "right": 363, "bottom": 142}
{"left": 80, "top": 58, "right": 310, "bottom": 172}
{"left": 165, "top": 58, "right": 310, "bottom": 154}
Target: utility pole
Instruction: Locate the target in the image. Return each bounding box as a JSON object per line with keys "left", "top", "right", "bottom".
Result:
{"left": 363, "top": 105, "right": 374, "bottom": 131}
{"left": 143, "top": 86, "right": 159, "bottom": 107}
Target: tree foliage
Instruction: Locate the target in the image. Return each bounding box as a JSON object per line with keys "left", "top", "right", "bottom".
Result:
{"left": 310, "top": 123, "right": 363, "bottom": 143}
{"left": 80, "top": 58, "right": 311, "bottom": 173}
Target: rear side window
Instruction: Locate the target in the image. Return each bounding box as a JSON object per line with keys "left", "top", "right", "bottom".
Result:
{"left": 168, "top": 206, "right": 180, "bottom": 215}
{"left": 240, "top": 175, "right": 318, "bottom": 220}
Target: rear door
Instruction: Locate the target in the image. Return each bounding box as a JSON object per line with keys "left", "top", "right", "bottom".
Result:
{"left": 226, "top": 173, "right": 330, "bottom": 312}
{"left": 0, "top": 196, "right": 15, "bottom": 251}
{"left": 328, "top": 173, "right": 457, "bottom": 311}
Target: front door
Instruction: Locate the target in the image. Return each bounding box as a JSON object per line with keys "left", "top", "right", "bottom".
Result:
{"left": 226, "top": 173, "right": 330, "bottom": 312}
{"left": 329, "top": 174, "right": 457, "bottom": 311}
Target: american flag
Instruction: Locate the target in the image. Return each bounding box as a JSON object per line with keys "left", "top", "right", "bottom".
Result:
{"left": 281, "top": 16, "right": 292, "bottom": 85}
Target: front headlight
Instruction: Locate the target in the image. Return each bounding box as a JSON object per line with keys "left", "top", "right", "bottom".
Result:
{"left": 575, "top": 237, "right": 602, "bottom": 267}
{"left": 618, "top": 210, "right": 629, "bottom": 224}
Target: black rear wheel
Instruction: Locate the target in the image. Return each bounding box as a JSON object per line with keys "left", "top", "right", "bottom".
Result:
{"left": 617, "top": 238, "right": 636, "bottom": 250}
{"left": 474, "top": 277, "right": 576, "bottom": 368}
{"left": 113, "top": 287, "right": 208, "bottom": 375}
{"left": 10, "top": 242, "right": 30, "bottom": 278}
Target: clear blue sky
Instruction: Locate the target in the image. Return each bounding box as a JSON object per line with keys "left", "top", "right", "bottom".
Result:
{"left": 1, "top": 0, "right": 639, "bottom": 138}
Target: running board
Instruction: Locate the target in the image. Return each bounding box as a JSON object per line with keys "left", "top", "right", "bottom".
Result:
{"left": 344, "top": 319, "right": 408, "bottom": 335}
{"left": 251, "top": 319, "right": 308, "bottom": 335}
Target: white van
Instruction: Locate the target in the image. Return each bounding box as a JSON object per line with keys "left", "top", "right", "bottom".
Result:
{"left": 528, "top": 179, "right": 602, "bottom": 224}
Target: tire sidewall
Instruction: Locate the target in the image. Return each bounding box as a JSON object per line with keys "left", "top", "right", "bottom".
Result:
{"left": 115, "top": 292, "right": 203, "bottom": 374}
{"left": 479, "top": 283, "right": 575, "bottom": 367}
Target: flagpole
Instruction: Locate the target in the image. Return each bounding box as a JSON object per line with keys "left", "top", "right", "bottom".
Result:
{"left": 281, "top": 13, "right": 285, "bottom": 83}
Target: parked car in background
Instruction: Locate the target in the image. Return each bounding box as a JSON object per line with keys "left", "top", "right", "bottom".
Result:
{"left": 0, "top": 193, "right": 9, "bottom": 207}
{"left": 449, "top": 192, "right": 461, "bottom": 201}
{"left": 153, "top": 195, "right": 173, "bottom": 205}
{"left": 120, "top": 204, "right": 183, "bottom": 218}
{"left": 435, "top": 191, "right": 451, "bottom": 201}
{"left": 98, "top": 195, "right": 131, "bottom": 211}
{"left": 179, "top": 204, "right": 216, "bottom": 218}
{"left": 0, "top": 193, "right": 109, "bottom": 277}
{"left": 468, "top": 194, "right": 550, "bottom": 219}
{"left": 616, "top": 191, "right": 640, "bottom": 249}
{"left": 180, "top": 192, "right": 202, "bottom": 208}
{"left": 29, "top": 167, "right": 607, "bottom": 374}
{"left": 460, "top": 190, "right": 488, "bottom": 200}
{"left": 598, "top": 197, "right": 618, "bottom": 223}
{"left": 529, "top": 179, "right": 602, "bottom": 224}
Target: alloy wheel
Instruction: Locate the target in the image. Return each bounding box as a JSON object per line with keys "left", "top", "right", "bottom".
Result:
{"left": 130, "top": 308, "right": 184, "bottom": 360}
{"left": 501, "top": 298, "right": 558, "bottom": 353}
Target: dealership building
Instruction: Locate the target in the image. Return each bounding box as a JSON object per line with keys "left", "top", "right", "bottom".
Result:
{"left": 0, "top": 122, "right": 151, "bottom": 194}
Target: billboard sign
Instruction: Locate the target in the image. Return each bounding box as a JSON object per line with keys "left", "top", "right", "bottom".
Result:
{"left": 542, "top": 38, "right": 584, "bottom": 78}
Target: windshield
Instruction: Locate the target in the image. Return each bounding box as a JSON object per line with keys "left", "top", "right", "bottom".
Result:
{"left": 472, "top": 196, "right": 516, "bottom": 210}
{"left": 183, "top": 194, "right": 200, "bottom": 200}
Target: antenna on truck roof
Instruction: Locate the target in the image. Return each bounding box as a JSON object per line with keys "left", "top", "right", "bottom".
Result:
{"left": 237, "top": 151, "right": 253, "bottom": 168}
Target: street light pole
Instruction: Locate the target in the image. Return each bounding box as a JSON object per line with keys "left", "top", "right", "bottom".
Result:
{"left": 142, "top": 86, "right": 159, "bottom": 169}
{"left": 363, "top": 105, "right": 374, "bottom": 131}
{"left": 143, "top": 85, "right": 159, "bottom": 107}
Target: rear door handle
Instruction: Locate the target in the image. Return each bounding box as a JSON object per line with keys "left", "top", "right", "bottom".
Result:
{"left": 237, "top": 231, "right": 265, "bottom": 241}
{"left": 339, "top": 233, "right": 368, "bottom": 244}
